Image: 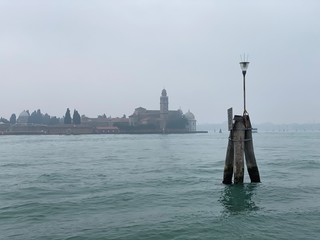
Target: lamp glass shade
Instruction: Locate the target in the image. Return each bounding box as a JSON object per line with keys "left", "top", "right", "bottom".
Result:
{"left": 240, "top": 62, "right": 249, "bottom": 71}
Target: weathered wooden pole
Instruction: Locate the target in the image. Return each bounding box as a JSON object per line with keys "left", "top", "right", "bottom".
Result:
{"left": 233, "top": 115, "right": 245, "bottom": 184}
{"left": 222, "top": 129, "right": 234, "bottom": 184}
{"left": 244, "top": 114, "right": 261, "bottom": 182}
{"left": 223, "top": 108, "right": 234, "bottom": 184}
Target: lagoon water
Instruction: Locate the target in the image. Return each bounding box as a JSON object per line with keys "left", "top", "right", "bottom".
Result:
{"left": 1, "top": 132, "right": 320, "bottom": 239}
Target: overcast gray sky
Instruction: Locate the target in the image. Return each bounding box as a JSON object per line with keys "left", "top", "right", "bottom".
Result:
{"left": 0, "top": 0, "right": 319, "bottom": 124}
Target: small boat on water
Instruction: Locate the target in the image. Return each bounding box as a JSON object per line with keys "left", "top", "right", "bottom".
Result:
{"left": 252, "top": 128, "right": 258, "bottom": 133}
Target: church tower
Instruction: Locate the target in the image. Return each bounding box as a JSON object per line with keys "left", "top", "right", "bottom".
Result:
{"left": 160, "top": 89, "right": 169, "bottom": 131}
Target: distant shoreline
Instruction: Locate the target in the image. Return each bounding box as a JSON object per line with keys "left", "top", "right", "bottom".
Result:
{"left": 0, "top": 124, "right": 208, "bottom": 136}
{"left": 0, "top": 131, "right": 208, "bottom": 136}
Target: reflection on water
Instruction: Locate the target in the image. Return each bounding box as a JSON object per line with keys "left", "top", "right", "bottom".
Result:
{"left": 219, "top": 184, "right": 259, "bottom": 215}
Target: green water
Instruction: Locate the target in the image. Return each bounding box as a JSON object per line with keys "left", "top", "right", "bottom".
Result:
{"left": 1, "top": 132, "right": 320, "bottom": 239}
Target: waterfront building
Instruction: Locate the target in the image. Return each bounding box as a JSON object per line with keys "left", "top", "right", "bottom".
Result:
{"left": 81, "top": 116, "right": 129, "bottom": 127}
{"left": 185, "top": 110, "right": 197, "bottom": 132}
{"left": 129, "top": 89, "right": 196, "bottom": 132}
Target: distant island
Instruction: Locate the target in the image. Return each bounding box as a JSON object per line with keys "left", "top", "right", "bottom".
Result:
{"left": 0, "top": 89, "right": 207, "bottom": 135}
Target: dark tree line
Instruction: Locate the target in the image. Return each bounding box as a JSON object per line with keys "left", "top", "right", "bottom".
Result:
{"left": 23, "top": 110, "right": 60, "bottom": 125}
{"left": 28, "top": 109, "right": 60, "bottom": 125}
{"left": 64, "top": 108, "right": 81, "bottom": 125}
{"left": 26, "top": 110, "right": 60, "bottom": 125}
{"left": 10, "top": 114, "right": 16, "bottom": 124}
{"left": 73, "top": 110, "right": 81, "bottom": 124}
{"left": 64, "top": 108, "right": 72, "bottom": 124}
{"left": 0, "top": 117, "right": 10, "bottom": 124}
{"left": 0, "top": 110, "right": 60, "bottom": 125}
{"left": 1, "top": 108, "right": 81, "bottom": 125}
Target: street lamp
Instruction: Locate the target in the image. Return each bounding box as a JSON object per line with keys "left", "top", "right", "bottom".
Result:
{"left": 240, "top": 61, "right": 249, "bottom": 115}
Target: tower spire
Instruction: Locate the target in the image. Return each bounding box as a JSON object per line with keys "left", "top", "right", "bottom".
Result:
{"left": 160, "top": 89, "right": 169, "bottom": 132}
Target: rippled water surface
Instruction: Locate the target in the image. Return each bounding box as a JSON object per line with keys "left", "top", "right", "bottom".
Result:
{"left": 1, "top": 132, "right": 320, "bottom": 239}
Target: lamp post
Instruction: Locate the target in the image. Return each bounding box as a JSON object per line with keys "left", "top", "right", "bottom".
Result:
{"left": 240, "top": 61, "right": 249, "bottom": 115}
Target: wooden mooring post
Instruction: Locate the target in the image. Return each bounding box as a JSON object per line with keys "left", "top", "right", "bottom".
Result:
{"left": 243, "top": 114, "right": 260, "bottom": 182}
{"left": 223, "top": 109, "right": 260, "bottom": 184}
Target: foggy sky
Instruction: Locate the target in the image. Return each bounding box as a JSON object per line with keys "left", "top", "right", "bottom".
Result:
{"left": 1, "top": 0, "right": 319, "bottom": 124}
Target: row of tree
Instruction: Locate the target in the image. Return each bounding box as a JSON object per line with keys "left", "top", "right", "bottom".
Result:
{"left": 64, "top": 108, "right": 81, "bottom": 124}
{"left": 0, "top": 108, "right": 81, "bottom": 125}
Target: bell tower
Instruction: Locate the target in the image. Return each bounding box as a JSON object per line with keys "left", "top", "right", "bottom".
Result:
{"left": 160, "top": 89, "right": 169, "bottom": 131}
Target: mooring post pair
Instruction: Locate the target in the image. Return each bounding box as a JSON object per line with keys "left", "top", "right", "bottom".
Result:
{"left": 223, "top": 112, "right": 260, "bottom": 184}
{"left": 222, "top": 58, "right": 260, "bottom": 184}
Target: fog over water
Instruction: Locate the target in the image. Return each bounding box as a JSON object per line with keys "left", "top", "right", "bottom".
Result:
{"left": 0, "top": 0, "right": 319, "bottom": 124}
